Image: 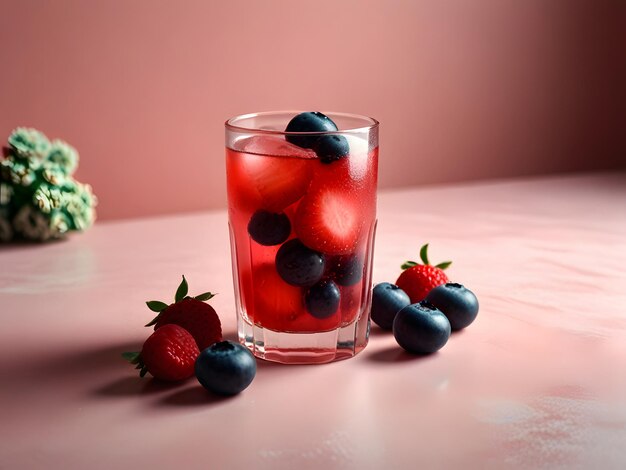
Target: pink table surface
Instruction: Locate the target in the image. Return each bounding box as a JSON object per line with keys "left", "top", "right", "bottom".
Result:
{"left": 1, "top": 172, "right": 625, "bottom": 469}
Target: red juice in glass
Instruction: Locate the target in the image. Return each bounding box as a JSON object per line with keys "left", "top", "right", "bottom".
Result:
{"left": 225, "top": 111, "right": 378, "bottom": 364}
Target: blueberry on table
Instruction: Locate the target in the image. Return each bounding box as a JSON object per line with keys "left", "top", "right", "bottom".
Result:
{"left": 247, "top": 210, "right": 291, "bottom": 246}
{"left": 314, "top": 135, "right": 350, "bottom": 164}
{"left": 305, "top": 279, "right": 341, "bottom": 319}
{"left": 371, "top": 282, "right": 411, "bottom": 330}
{"left": 195, "top": 341, "right": 256, "bottom": 396}
{"left": 393, "top": 301, "right": 451, "bottom": 354}
{"left": 328, "top": 254, "right": 363, "bottom": 286}
{"left": 425, "top": 283, "right": 479, "bottom": 330}
{"left": 285, "top": 112, "right": 338, "bottom": 149}
{"left": 275, "top": 239, "right": 326, "bottom": 287}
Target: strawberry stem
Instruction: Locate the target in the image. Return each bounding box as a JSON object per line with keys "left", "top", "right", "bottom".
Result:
{"left": 401, "top": 261, "right": 418, "bottom": 270}
{"left": 175, "top": 275, "right": 188, "bottom": 303}
{"left": 146, "top": 300, "right": 168, "bottom": 313}
{"left": 402, "top": 244, "right": 452, "bottom": 271}
{"left": 419, "top": 244, "right": 430, "bottom": 265}
{"left": 144, "top": 315, "right": 160, "bottom": 327}
{"left": 122, "top": 351, "right": 140, "bottom": 363}
{"left": 145, "top": 276, "right": 216, "bottom": 327}
{"left": 122, "top": 351, "right": 148, "bottom": 377}
{"left": 195, "top": 291, "right": 216, "bottom": 301}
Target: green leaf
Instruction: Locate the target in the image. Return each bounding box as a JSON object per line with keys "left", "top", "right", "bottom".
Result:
{"left": 175, "top": 275, "right": 188, "bottom": 303}
{"left": 146, "top": 300, "right": 168, "bottom": 313}
{"left": 419, "top": 243, "right": 430, "bottom": 265}
{"left": 139, "top": 366, "right": 148, "bottom": 378}
{"left": 144, "top": 315, "right": 160, "bottom": 327}
{"left": 435, "top": 261, "right": 452, "bottom": 270}
{"left": 121, "top": 351, "right": 140, "bottom": 364}
{"left": 401, "top": 261, "right": 418, "bottom": 270}
{"left": 194, "top": 291, "right": 215, "bottom": 302}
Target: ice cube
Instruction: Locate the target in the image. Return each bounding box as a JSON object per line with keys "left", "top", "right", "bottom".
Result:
{"left": 236, "top": 136, "right": 317, "bottom": 159}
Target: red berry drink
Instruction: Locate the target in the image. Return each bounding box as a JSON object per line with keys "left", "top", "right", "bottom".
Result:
{"left": 225, "top": 112, "right": 378, "bottom": 364}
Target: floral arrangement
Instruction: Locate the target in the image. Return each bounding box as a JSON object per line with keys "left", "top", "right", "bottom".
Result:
{"left": 0, "top": 128, "right": 97, "bottom": 242}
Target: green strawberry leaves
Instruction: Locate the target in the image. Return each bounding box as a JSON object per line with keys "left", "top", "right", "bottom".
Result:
{"left": 175, "top": 275, "right": 188, "bottom": 302}
{"left": 419, "top": 243, "right": 430, "bottom": 265}
{"left": 194, "top": 292, "right": 215, "bottom": 301}
{"left": 122, "top": 351, "right": 140, "bottom": 362}
{"left": 401, "top": 243, "right": 452, "bottom": 271}
{"left": 146, "top": 301, "right": 168, "bottom": 313}
{"left": 122, "top": 351, "right": 148, "bottom": 377}
{"left": 143, "top": 275, "right": 217, "bottom": 327}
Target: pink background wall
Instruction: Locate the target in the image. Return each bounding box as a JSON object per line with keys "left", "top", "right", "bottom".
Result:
{"left": 1, "top": 0, "right": 623, "bottom": 221}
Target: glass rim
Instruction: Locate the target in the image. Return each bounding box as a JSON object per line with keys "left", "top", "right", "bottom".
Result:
{"left": 225, "top": 110, "right": 379, "bottom": 135}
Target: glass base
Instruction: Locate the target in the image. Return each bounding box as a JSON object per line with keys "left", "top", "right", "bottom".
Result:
{"left": 238, "top": 314, "right": 371, "bottom": 364}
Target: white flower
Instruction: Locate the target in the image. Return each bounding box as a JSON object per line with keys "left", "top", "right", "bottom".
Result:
{"left": 33, "top": 185, "right": 62, "bottom": 213}
{"left": 47, "top": 139, "right": 79, "bottom": 175}
{"left": 42, "top": 161, "right": 67, "bottom": 186}
{"left": 8, "top": 128, "right": 50, "bottom": 159}
{"left": 1, "top": 159, "right": 36, "bottom": 186}
{"left": 50, "top": 212, "right": 69, "bottom": 237}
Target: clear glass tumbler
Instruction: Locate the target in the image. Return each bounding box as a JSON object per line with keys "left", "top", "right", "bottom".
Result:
{"left": 225, "top": 111, "right": 379, "bottom": 364}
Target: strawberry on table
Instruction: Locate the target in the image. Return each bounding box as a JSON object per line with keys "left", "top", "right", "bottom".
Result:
{"left": 144, "top": 276, "right": 222, "bottom": 350}
{"left": 123, "top": 324, "right": 199, "bottom": 381}
{"left": 395, "top": 243, "right": 451, "bottom": 303}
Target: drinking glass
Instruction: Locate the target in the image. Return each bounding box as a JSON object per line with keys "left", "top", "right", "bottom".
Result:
{"left": 225, "top": 111, "right": 378, "bottom": 364}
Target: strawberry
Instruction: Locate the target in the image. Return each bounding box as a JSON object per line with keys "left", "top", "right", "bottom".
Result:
{"left": 248, "top": 263, "right": 303, "bottom": 331}
{"left": 123, "top": 324, "right": 199, "bottom": 381}
{"left": 395, "top": 243, "right": 452, "bottom": 303}
{"left": 145, "top": 276, "right": 222, "bottom": 350}
{"left": 294, "top": 184, "right": 364, "bottom": 255}
{"left": 247, "top": 263, "right": 341, "bottom": 333}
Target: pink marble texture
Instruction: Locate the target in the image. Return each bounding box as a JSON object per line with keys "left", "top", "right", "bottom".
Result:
{"left": 0, "top": 172, "right": 625, "bottom": 469}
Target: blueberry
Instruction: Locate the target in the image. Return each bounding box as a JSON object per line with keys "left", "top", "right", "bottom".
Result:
{"left": 275, "top": 239, "right": 325, "bottom": 287}
{"left": 393, "top": 301, "right": 451, "bottom": 354}
{"left": 195, "top": 341, "right": 257, "bottom": 396}
{"left": 305, "top": 279, "right": 341, "bottom": 318}
{"left": 314, "top": 135, "right": 350, "bottom": 164}
{"left": 425, "top": 283, "right": 479, "bottom": 330}
{"left": 285, "top": 112, "right": 338, "bottom": 149}
{"left": 371, "top": 282, "right": 411, "bottom": 331}
{"left": 247, "top": 210, "right": 291, "bottom": 246}
{"left": 327, "top": 254, "right": 363, "bottom": 286}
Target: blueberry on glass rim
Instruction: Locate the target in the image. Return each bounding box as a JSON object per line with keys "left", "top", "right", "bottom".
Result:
{"left": 285, "top": 112, "right": 338, "bottom": 149}
{"left": 314, "top": 134, "right": 350, "bottom": 164}
{"left": 425, "top": 283, "right": 479, "bottom": 330}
